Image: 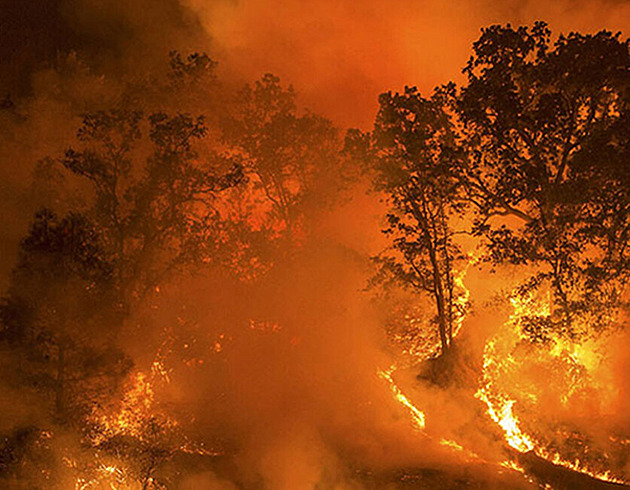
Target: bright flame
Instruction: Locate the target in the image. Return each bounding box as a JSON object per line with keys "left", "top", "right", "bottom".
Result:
{"left": 475, "top": 337, "right": 534, "bottom": 453}
{"left": 378, "top": 367, "right": 426, "bottom": 430}
{"left": 476, "top": 291, "right": 630, "bottom": 484}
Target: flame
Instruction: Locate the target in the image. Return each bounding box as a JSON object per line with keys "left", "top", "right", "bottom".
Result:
{"left": 62, "top": 251, "right": 629, "bottom": 487}
{"left": 88, "top": 371, "right": 170, "bottom": 447}
{"left": 378, "top": 367, "right": 426, "bottom": 430}
{"left": 71, "top": 458, "right": 127, "bottom": 490}
{"left": 71, "top": 338, "right": 223, "bottom": 489}
{"left": 476, "top": 291, "right": 630, "bottom": 485}
{"left": 390, "top": 251, "right": 479, "bottom": 367}
{"left": 380, "top": 252, "right": 629, "bottom": 484}
{"left": 439, "top": 438, "right": 484, "bottom": 462}
{"left": 475, "top": 336, "right": 534, "bottom": 453}
{"left": 378, "top": 254, "right": 477, "bottom": 432}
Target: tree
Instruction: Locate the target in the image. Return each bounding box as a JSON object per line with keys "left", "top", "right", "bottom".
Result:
{"left": 0, "top": 53, "right": 246, "bottom": 485}
{"left": 459, "top": 22, "right": 630, "bottom": 339}
{"left": 361, "top": 23, "right": 630, "bottom": 344}
{"left": 0, "top": 210, "right": 131, "bottom": 422}
{"left": 0, "top": 105, "right": 244, "bottom": 425}
{"left": 223, "top": 74, "right": 340, "bottom": 241}
{"left": 349, "top": 86, "right": 468, "bottom": 355}
{"left": 61, "top": 109, "right": 244, "bottom": 311}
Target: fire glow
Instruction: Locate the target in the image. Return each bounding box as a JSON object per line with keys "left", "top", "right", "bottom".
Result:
{"left": 378, "top": 367, "right": 426, "bottom": 431}
{"left": 476, "top": 294, "right": 630, "bottom": 485}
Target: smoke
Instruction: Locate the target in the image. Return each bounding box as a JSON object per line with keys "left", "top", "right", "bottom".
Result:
{"left": 183, "top": 0, "right": 630, "bottom": 127}
{"left": 3, "top": 0, "right": 630, "bottom": 280}
{"left": 123, "top": 196, "right": 445, "bottom": 487}
{"left": 179, "top": 471, "right": 238, "bottom": 490}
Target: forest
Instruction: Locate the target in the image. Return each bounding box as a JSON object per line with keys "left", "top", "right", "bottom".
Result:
{"left": 2, "top": 3, "right": 630, "bottom": 489}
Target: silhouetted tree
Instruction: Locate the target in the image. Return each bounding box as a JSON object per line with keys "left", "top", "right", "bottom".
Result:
{"left": 348, "top": 86, "right": 468, "bottom": 355}
{"left": 356, "top": 22, "right": 630, "bottom": 346}
{"left": 61, "top": 109, "right": 244, "bottom": 311}
{"left": 459, "top": 22, "right": 630, "bottom": 338}
{"left": 0, "top": 105, "right": 244, "bottom": 437}
{"left": 223, "top": 74, "right": 340, "bottom": 241}
{"left": 0, "top": 210, "right": 131, "bottom": 422}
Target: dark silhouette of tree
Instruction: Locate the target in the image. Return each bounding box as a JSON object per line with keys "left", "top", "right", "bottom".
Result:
{"left": 0, "top": 105, "right": 244, "bottom": 442}
{"left": 354, "top": 22, "right": 630, "bottom": 348}
{"left": 348, "top": 86, "right": 468, "bottom": 355}
{"left": 1, "top": 49, "right": 353, "bottom": 487}
{"left": 0, "top": 210, "right": 131, "bottom": 422}
{"left": 459, "top": 22, "right": 630, "bottom": 338}
{"left": 0, "top": 107, "right": 244, "bottom": 485}
{"left": 61, "top": 109, "right": 244, "bottom": 311}
{"left": 223, "top": 74, "right": 340, "bottom": 241}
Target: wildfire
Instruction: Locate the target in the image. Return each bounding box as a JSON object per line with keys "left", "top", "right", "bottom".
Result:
{"left": 475, "top": 292, "right": 630, "bottom": 485}
{"left": 377, "top": 256, "right": 478, "bottom": 443}
{"left": 475, "top": 337, "right": 534, "bottom": 453}
{"left": 87, "top": 371, "right": 169, "bottom": 447}
{"left": 71, "top": 338, "right": 223, "bottom": 489}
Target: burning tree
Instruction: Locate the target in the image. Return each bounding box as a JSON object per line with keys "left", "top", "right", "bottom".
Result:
{"left": 360, "top": 22, "right": 630, "bottom": 354}
{"left": 348, "top": 25, "right": 630, "bottom": 484}
{"left": 459, "top": 24, "right": 630, "bottom": 485}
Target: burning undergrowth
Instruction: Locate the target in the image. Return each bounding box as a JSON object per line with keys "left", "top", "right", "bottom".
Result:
{"left": 476, "top": 291, "right": 630, "bottom": 485}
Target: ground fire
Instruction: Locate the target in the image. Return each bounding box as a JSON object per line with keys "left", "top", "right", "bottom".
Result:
{"left": 2, "top": 2, "right": 630, "bottom": 489}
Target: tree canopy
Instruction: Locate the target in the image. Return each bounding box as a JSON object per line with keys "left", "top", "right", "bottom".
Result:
{"left": 461, "top": 22, "right": 630, "bottom": 339}
{"left": 347, "top": 85, "right": 468, "bottom": 354}
{"left": 352, "top": 22, "right": 630, "bottom": 349}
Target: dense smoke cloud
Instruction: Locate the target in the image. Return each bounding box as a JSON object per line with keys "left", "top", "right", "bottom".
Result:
{"left": 4, "top": 0, "right": 630, "bottom": 120}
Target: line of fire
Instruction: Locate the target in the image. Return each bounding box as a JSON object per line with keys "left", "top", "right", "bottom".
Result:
{"left": 2, "top": 6, "right": 630, "bottom": 489}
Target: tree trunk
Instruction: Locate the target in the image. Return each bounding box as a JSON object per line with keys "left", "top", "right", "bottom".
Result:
{"left": 413, "top": 199, "right": 452, "bottom": 356}
{"left": 427, "top": 236, "right": 450, "bottom": 354}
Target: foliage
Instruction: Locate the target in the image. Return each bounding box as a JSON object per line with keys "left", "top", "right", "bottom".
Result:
{"left": 61, "top": 109, "right": 244, "bottom": 306}
{"left": 0, "top": 210, "right": 131, "bottom": 422}
{"left": 0, "top": 50, "right": 347, "bottom": 486}
{"left": 355, "top": 23, "right": 630, "bottom": 346}
{"left": 223, "top": 74, "right": 341, "bottom": 241}
{"left": 349, "top": 86, "right": 468, "bottom": 354}
{"left": 459, "top": 22, "right": 630, "bottom": 338}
